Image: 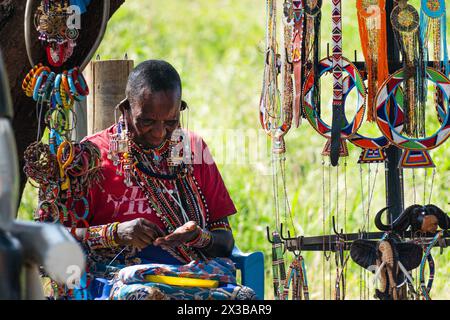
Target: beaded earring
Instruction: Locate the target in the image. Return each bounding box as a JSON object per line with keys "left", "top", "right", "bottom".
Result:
{"left": 107, "top": 105, "right": 121, "bottom": 165}
{"left": 108, "top": 103, "right": 133, "bottom": 187}
{"left": 168, "top": 101, "right": 191, "bottom": 168}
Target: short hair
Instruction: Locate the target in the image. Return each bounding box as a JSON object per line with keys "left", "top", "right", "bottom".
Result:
{"left": 125, "top": 60, "right": 182, "bottom": 104}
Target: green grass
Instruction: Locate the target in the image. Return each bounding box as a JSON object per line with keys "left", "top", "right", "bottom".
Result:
{"left": 18, "top": 0, "right": 450, "bottom": 299}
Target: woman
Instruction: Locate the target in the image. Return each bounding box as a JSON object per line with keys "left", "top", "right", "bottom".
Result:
{"left": 71, "top": 60, "right": 255, "bottom": 300}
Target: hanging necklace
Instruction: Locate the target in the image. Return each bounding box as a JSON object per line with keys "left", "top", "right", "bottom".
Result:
{"left": 109, "top": 123, "right": 210, "bottom": 263}
{"left": 420, "top": 0, "right": 448, "bottom": 124}
{"left": 391, "top": 0, "right": 427, "bottom": 137}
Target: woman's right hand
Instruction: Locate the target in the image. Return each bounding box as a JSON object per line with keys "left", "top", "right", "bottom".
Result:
{"left": 116, "top": 218, "right": 165, "bottom": 250}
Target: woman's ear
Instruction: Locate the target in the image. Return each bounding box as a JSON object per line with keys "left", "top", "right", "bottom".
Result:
{"left": 117, "top": 98, "right": 130, "bottom": 114}
{"left": 181, "top": 100, "right": 188, "bottom": 111}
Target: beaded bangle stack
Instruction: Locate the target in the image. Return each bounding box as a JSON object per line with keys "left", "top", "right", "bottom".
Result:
{"left": 23, "top": 65, "right": 89, "bottom": 104}
{"left": 85, "top": 222, "right": 120, "bottom": 250}
{"left": 185, "top": 228, "right": 213, "bottom": 249}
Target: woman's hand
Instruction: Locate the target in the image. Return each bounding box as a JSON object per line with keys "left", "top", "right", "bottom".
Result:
{"left": 116, "top": 218, "right": 165, "bottom": 250}
{"left": 153, "top": 221, "right": 200, "bottom": 248}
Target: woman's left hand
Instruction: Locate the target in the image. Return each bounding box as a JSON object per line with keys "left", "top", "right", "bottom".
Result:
{"left": 153, "top": 221, "right": 200, "bottom": 248}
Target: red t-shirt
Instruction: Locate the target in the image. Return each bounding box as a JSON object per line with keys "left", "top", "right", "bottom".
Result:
{"left": 81, "top": 125, "right": 236, "bottom": 229}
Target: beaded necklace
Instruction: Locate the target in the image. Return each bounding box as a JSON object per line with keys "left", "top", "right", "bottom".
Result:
{"left": 113, "top": 124, "right": 210, "bottom": 263}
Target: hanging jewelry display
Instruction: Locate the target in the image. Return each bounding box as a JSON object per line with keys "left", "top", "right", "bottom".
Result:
{"left": 261, "top": 0, "right": 303, "bottom": 300}
{"left": 391, "top": 0, "right": 427, "bottom": 138}
{"left": 302, "top": 58, "right": 366, "bottom": 159}
{"left": 302, "top": 1, "right": 367, "bottom": 166}
{"left": 356, "top": 0, "right": 389, "bottom": 122}
{"left": 375, "top": 67, "right": 450, "bottom": 168}
{"left": 21, "top": 0, "right": 109, "bottom": 299}
{"left": 420, "top": 0, "right": 449, "bottom": 124}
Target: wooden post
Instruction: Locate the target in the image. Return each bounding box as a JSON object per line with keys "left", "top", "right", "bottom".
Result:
{"left": 85, "top": 59, "right": 134, "bottom": 136}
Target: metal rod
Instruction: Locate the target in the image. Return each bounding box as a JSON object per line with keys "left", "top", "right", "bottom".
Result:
{"left": 24, "top": 0, "right": 110, "bottom": 71}
{"left": 283, "top": 230, "right": 450, "bottom": 252}
{"left": 384, "top": 0, "right": 404, "bottom": 222}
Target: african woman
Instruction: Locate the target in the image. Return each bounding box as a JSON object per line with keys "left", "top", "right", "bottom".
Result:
{"left": 68, "top": 60, "right": 256, "bottom": 300}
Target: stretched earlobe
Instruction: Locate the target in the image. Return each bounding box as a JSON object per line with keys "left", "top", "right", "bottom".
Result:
{"left": 117, "top": 97, "right": 130, "bottom": 114}
{"left": 181, "top": 100, "right": 188, "bottom": 111}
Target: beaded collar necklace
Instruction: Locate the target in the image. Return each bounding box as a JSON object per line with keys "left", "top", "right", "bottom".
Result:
{"left": 111, "top": 124, "right": 210, "bottom": 263}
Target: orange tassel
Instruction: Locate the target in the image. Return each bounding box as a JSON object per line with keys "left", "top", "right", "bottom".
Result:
{"left": 356, "top": 0, "right": 389, "bottom": 122}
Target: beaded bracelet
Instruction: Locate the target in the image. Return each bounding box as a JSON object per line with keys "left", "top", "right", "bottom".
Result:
{"left": 68, "top": 67, "right": 88, "bottom": 100}
{"left": 61, "top": 71, "right": 73, "bottom": 100}
{"left": 33, "top": 70, "right": 49, "bottom": 102}
{"left": 208, "top": 220, "right": 232, "bottom": 232}
{"left": 42, "top": 71, "right": 56, "bottom": 102}
{"left": 30, "top": 65, "right": 51, "bottom": 96}
{"left": 54, "top": 73, "right": 63, "bottom": 106}
{"left": 72, "top": 67, "right": 89, "bottom": 96}
{"left": 59, "top": 78, "right": 74, "bottom": 109}
{"left": 86, "top": 222, "right": 120, "bottom": 250}
{"left": 185, "top": 228, "right": 213, "bottom": 249}
{"left": 22, "top": 63, "right": 43, "bottom": 96}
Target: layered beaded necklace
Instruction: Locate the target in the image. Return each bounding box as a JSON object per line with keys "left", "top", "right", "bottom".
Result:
{"left": 110, "top": 122, "right": 210, "bottom": 263}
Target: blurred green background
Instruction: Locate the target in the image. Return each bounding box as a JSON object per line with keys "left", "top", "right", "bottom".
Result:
{"left": 18, "top": 0, "right": 450, "bottom": 299}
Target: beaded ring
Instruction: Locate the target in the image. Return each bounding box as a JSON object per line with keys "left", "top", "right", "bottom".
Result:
{"left": 375, "top": 67, "right": 450, "bottom": 151}
{"left": 33, "top": 70, "right": 49, "bottom": 102}
{"left": 35, "top": 200, "right": 60, "bottom": 222}
{"left": 71, "top": 196, "right": 90, "bottom": 221}
{"left": 57, "top": 140, "right": 75, "bottom": 171}
{"left": 54, "top": 73, "right": 63, "bottom": 106}
{"left": 420, "top": 252, "right": 435, "bottom": 299}
{"left": 74, "top": 69, "right": 89, "bottom": 95}
{"left": 41, "top": 71, "right": 56, "bottom": 102}
{"left": 45, "top": 107, "right": 67, "bottom": 131}
{"left": 30, "top": 65, "right": 51, "bottom": 94}
{"left": 59, "top": 76, "right": 74, "bottom": 109}
{"left": 61, "top": 70, "right": 74, "bottom": 100}
{"left": 49, "top": 128, "right": 63, "bottom": 154}
{"left": 23, "top": 142, "right": 57, "bottom": 184}
{"left": 303, "top": 57, "right": 366, "bottom": 140}
{"left": 57, "top": 140, "right": 75, "bottom": 189}
{"left": 22, "top": 63, "right": 43, "bottom": 96}
{"left": 68, "top": 67, "right": 89, "bottom": 100}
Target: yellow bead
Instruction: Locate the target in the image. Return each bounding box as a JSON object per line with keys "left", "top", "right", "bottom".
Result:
{"left": 123, "top": 152, "right": 128, "bottom": 159}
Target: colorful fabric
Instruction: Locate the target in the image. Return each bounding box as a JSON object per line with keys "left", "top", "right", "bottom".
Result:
{"left": 110, "top": 282, "right": 256, "bottom": 300}
{"left": 104, "top": 258, "right": 256, "bottom": 300}
{"left": 79, "top": 126, "right": 237, "bottom": 230}
{"left": 115, "top": 258, "right": 237, "bottom": 284}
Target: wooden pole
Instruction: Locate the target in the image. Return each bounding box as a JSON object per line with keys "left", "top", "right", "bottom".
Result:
{"left": 85, "top": 59, "right": 134, "bottom": 136}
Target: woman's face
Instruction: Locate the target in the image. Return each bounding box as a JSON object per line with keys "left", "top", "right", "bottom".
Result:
{"left": 126, "top": 88, "right": 181, "bottom": 148}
